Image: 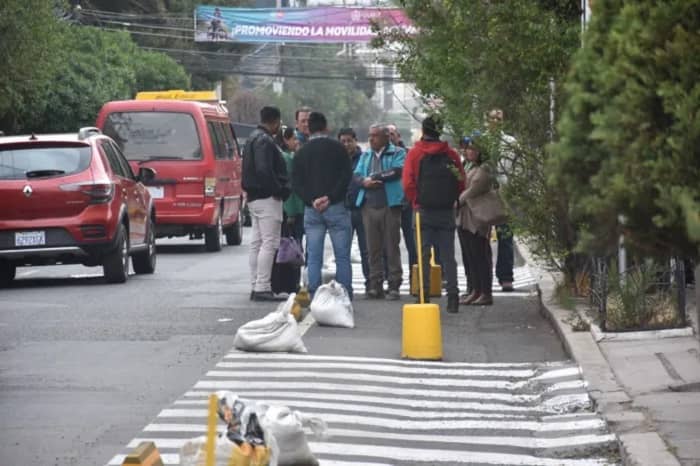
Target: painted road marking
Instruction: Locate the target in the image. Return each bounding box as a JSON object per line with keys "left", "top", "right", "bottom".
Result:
{"left": 107, "top": 354, "right": 617, "bottom": 465}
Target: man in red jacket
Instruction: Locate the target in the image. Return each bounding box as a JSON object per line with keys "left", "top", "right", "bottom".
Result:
{"left": 402, "top": 116, "right": 466, "bottom": 313}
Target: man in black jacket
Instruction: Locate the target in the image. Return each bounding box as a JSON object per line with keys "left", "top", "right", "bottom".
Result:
{"left": 242, "top": 106, "right": 290, "bottom": 301}
{"left": 292, "top": 112, "right": 353, "bottom": 298}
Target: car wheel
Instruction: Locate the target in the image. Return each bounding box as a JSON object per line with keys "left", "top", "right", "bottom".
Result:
{"left": 225, "top": 216, "right": 243, "bottom": 246}
{"left": 133, "top": 217, "right": 156, "bottom": 274}
{"left": 204, "top": 214, "right": 223, "bottom": 252}
{"left": 0, "top": 261, "right": 16, "bottom": 287}
{"left": 103, "top": 223, "right": 129, "bottom": 283}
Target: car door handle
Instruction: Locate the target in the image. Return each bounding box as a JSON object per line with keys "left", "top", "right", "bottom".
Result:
{"left": 219, "top": 177, "right": 230, "bottom": 182}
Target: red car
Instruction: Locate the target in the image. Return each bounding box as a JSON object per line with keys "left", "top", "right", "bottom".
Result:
{"left": 0, "top": 127, "right": 157, "bottom": 286}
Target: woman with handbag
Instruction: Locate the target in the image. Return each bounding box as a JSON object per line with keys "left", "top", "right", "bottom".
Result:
{"left": 457, "top": 136, "right": 496, "bottom": 306}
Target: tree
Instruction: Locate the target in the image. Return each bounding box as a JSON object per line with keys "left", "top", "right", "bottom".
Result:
{"left": 551, "top": 0, "right": 700, "bottom": 261}
{"left": 133, "top": 49, "right": 191, "bottom": 92}
{"left": 376, "top": 0, "right": 585, "bottom": 282}
{"left": 252, "top": 45, "right": 382, "bottom": 134}
{"left": 0, "top": 0, "right": 61, "bottom": 133}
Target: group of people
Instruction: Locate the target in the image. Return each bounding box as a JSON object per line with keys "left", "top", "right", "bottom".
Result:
{"left": 241, "top": 105, "right": 516, "bottom": 314}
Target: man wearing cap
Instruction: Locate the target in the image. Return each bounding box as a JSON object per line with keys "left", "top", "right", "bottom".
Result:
{"left": 402, "top": 116, "right": 466, "bottom": 313}
{"left": 487, "top": 108, "right": 517, "bottom": 292}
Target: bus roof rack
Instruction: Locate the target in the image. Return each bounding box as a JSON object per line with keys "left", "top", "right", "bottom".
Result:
{"left": 135, "top": 90, "right": 219, "bottom": 102}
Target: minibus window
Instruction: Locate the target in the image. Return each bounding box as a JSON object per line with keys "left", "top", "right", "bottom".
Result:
{"left": 103, "top": 112, "right": 202, "bottom": 161}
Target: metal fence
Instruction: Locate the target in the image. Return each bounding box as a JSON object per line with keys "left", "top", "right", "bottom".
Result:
{"left": 589, "top": 255, "right": 686, "bottom": 332}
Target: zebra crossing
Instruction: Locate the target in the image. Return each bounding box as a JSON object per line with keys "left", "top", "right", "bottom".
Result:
{"left": 107, "top": 354, "right": 618, "bottom": 466}
{"left": 347, "top": 262, "right": 538, "bottom": 297}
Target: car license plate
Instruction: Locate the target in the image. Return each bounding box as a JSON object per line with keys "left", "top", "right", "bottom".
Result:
{"left": 147, "top": 186, "right": 164, "bottom": 199}
{"left": 15, "top": 231, "right": 46, "bottom": 247}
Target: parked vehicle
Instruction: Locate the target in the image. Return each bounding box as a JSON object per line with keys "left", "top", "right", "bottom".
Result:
{"left": 0, "top": 127, "right": 157, "bottom": 286}
{"left": 96, "top": 92, "right": 244, "bottom": 251}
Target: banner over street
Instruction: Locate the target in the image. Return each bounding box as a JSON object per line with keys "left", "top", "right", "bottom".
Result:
{"left": 195, "top": 5, "right": 415, "bottom": 43}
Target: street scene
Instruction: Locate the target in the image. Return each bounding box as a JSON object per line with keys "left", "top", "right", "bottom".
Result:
{"left": 1, "top": 1, "right": 699, "bottom": 466}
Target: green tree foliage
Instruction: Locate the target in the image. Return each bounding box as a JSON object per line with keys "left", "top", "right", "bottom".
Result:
{"left": 253, "top": 45, "right": 382, "bottom": 134}
{"left": 551, "top": 0, "right": 700, "bottom": 260}
{"left": 376, "top": 0, "right": 584, "bottom": 278}
{"left": 0, "top": 0, "right": 61, "bottom": 133}
{"left": 0, "top": 2, "right": 192, "bottom": 134}
{"left": 133, "top": 49, "right": 191, "bottom": 92}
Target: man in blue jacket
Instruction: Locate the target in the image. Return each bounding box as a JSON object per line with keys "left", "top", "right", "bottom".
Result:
{"left": 354, "top": 124, "right": 406, "bottom": 300}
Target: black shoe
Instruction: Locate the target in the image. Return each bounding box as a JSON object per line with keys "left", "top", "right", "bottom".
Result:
{"left": 366, "top": 288, "right": 384, "bottom": 299}
{"left": 447, "top": 294, "right": 459, "bottom": 313}
{"left": 253, "top": 291, "right": 286, "bottom": 302}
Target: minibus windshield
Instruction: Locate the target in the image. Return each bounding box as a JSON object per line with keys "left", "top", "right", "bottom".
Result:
{"left": 103, "top": 112, "right": 202, "bottom": 161}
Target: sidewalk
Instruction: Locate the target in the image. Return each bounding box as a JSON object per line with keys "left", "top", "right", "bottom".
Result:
{"left": 525, "top": 244, "right": 700, "bottom": 466}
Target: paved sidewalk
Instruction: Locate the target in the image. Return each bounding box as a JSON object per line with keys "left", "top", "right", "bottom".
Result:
{"left": 526, "top": 243, "right": 700, "bottom": 466}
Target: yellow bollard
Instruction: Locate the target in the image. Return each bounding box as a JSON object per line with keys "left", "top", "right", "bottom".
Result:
{"left": 205, "top": 394, "right": 218, "bottom": 466}
{"left": 401, "top": 210, "right": 443, "bottom": 360}
{"left": 121, "top": 441, "right": 164, "bottom": 466}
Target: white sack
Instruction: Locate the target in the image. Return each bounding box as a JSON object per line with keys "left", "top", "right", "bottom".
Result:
{"left": 234, "top": 296, "right": 307, "bottom": 353}
{"left": 259, "top": 405, "right": 326, "bottom": 466}
{"left": 309, "top": 280, "right": 354, "bottom": 328}
{"left": 179, "top": 434, "right": 271, "bottom": 466}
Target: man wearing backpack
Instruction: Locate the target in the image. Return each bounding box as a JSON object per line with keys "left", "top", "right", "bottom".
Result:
{"left": 402, "top": 116, "right": 466, "bottom": 313}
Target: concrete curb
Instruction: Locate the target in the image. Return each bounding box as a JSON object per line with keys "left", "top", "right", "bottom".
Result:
{"left": 517, "top": 240, "right": 681, "bottom": 466}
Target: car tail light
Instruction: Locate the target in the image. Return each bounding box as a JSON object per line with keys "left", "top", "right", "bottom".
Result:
{"left": 204, "top": 177, "right": 216, "bottom": 197}
{"left": 60, "top": 181, "right": 114, "bottom": 204}
{"left": 80, "top": 224, "right": 107, "bottom": 238}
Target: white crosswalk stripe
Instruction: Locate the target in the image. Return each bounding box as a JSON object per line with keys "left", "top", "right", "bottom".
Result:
{"left": 108, "top": 354, "right": 618, "bottom": 466}
{"left": 347, "top": 261, "right": 538, "bottom": 295}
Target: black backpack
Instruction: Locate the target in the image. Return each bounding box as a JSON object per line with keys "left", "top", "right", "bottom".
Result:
{"left": 417, "top": 152, "right": 459, "bottom": 209}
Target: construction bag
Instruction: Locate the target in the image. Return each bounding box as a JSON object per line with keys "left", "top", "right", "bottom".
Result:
{"left": 234, "top": 295, "right": 307, "bottom": 353}
{"left": 259, "top": 405, "right": 327, "bottom": 466}
{"left": 309, "top": 280, "right": 354, "bottom": 328}
{"left": 417, "top": 152, "right": 460, "bottom": 209}
{"left": 410, "top": 247, "right": 443, "bottom": 297}
{"left": 181, "top": 392, "right": 278, "bottom": 466}
{"left": 179, "top": 434, "right": 273, "bottom": 466}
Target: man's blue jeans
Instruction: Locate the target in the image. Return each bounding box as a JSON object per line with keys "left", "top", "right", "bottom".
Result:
{"left": 304, "top": 203, "right": 353, "bottom": 298}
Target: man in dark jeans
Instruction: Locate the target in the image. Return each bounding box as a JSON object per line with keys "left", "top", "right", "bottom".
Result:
{"left": 292, "top": 112, "right": 354, "bottom": 298}
{"left": 402, "top": 116, "right": 465, "bottom": 313}
{"left": 388, "top": 124, "right": 417, "bottom": 283}
{"left": 487, "top": 108, "right": 517, "bottom": 291}
{"left": 339, "top": 127, "right": 370, "bottom": 292}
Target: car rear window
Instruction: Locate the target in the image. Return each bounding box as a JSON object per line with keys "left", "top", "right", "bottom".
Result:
{"left": 0, "top": 146, "right": 91, "bottom": 180}
{"left": 102, "top": 111, "right": 202, "bottom": 161}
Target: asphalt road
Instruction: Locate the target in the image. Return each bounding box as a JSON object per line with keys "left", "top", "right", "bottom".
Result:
{"left": 0, "top": 228, "right": 587, "bottom": 466}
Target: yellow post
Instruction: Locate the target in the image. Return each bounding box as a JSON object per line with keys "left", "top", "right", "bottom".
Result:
{"left": 416, "top": 211, "right": 426, "bottom": 305}
{"left": 401, "top": 210, "right": 443, "bottom": 360}
{"left": 205, "top": 394, "right": 218, "bottom": 466}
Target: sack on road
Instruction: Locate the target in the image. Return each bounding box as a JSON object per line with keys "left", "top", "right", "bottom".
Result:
{"left": 309, "top": 280, "right": 354, "bottom": 328}
{"left": 180, "top": 391, "right": 279, "bottom": 466}
{"left": 260, "top": 405, "right": 326, "bottom": 466}
{"left": 234, "top": 295, "right": 307, "bottom": 353}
